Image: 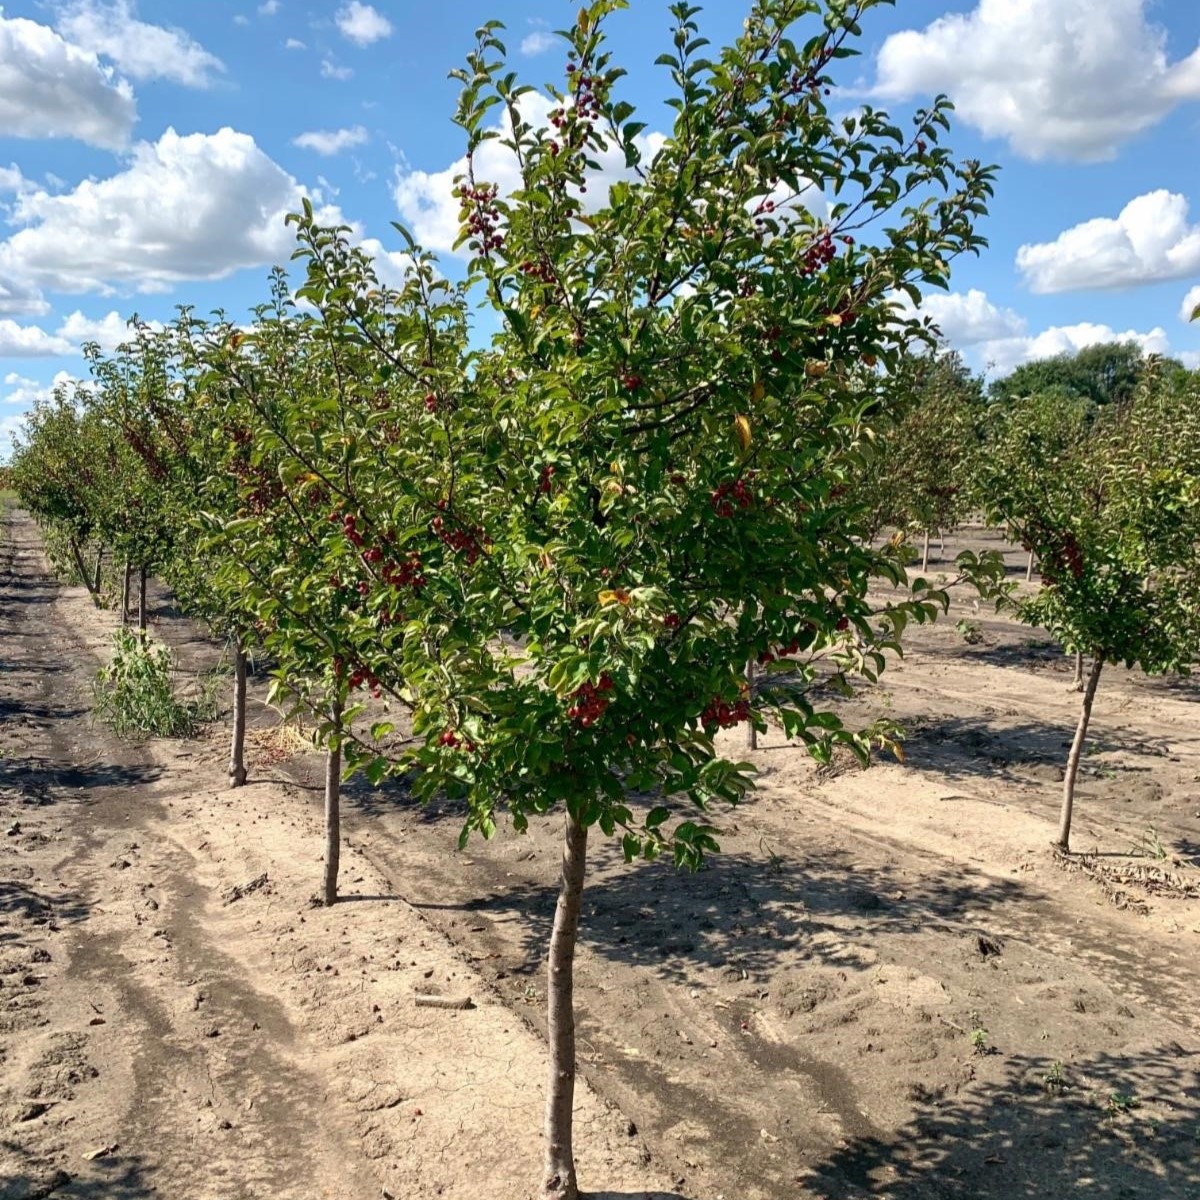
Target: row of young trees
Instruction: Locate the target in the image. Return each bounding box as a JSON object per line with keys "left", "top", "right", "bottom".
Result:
{"left": 7, "top": 2, "right": 1200, "bottom": 1195}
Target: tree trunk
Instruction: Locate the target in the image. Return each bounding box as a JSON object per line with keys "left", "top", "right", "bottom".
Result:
{"left": 121, "top": 560, "right": 132, "bottom": 626}
{"left": 93, "top": 544, "right": 104, "bottom": 596}
{"left": 138, "top": 566, "right": 148, "bottom": 635}
{"left": 229, "top": 643, "right": 248, "bottom": 788}
{"left": 1026, "top": 550, "right": 1035, "bottom": 583}
{"left": 323, "top": 693, "right": 343, "bottom": 907}
{"left": 1056, "top": 652, "right": 1104, "bottom": 852}
{"left": 1070, "top": 650, "right": 1084, "bottom": 692}
{"left": 921, "top": 529, "right": 930, "bottom": 572}
{"left": 745, "top": 658, "right": 757, "bottom": 751}
{"left": 542, "top": 810, "right": 588, "bottom": 1200}
{"left": 69, "top": 539, "right": 95, "bottom": 596}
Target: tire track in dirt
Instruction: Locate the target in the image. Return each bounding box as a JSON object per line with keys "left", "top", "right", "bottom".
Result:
{"left": 1, "top": 508, "right": 371, "bottom": 1199}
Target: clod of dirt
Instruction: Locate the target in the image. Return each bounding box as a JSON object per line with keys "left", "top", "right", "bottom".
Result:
{"left": 82, "top": 1143, "right": 119, "bottom": 1160}
{"left": 223, "top": 872, "right": 271, "bottom": 905}
{"left": 412, "top": 993, "right": 475, "bottom": 1010}
{"left": 976, "top": 934, "right": 1004, "bottom": 958}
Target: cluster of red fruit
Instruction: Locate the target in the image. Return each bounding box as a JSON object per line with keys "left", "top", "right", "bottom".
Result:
{"left": 752, "top": 198, "right": 777, "bottom": 227}
{"left": 700, "top": 697, "right": 751, "bottom": 729}
{"left": 517, "top": 259, "right": 555, "bottom": 283}
{"left": 379, "top": 551, "right": 426, "bottom": 591}
{"left": 423, "top": 393, "right": 438, "bottom": 413}
{"left": 336, "top": 510, "right": 364, "bottom": 547}
{"left": 565, "top": 674, "right": 615, "bottom": 728}
{"left": 544, "top": 60, "right": 602, "bottom": 163}
{"left": 619, "top": 373, "right": 642, "bottom": 391}
{"left": 431, "top": 500, "right": 485, "bottom": 564}
{"left": 801, "top": 231, "right": 840, "bottom": 276}
{"left": 757, "top": 638, "right": 802, "bottom": 665}
{"left": 783, "top": 66, "right": 829, "bottom": 97}
{"left": 537, "top": 464, "right": 556, "bottom": 495}
{"left": 456, "top": 182, "right": 504, "bottom": 253}
{"left": 710, "top": 479, "right": 753, "bottom": 518}
{"left": 348, "top": 666, "right": 382, "bottom": 698}
{"left": 437, "top": 729, "right": 477, "bottom": 752}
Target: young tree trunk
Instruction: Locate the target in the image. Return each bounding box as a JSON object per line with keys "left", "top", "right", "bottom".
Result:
{"left": 921, "top": 529, "right": 931, "bottom": 572}
{"left": 121, "top": 560, "right": 132, "bottom": 626}
{"left": 93, "top": 544, "right": 104, "bottom": 596}
{"left": 1070, "top": 650, "right": 1084, "bottom": 692}
{"left": 1025, "top": 549, "right": 1035, "bottom": 583}
{"left": 229, "top": 643, "right": 248, "bottom": 788}
{"left": 323, "top": 693, "right": 343, "bottom": 907}
{"left": 1056, "top": 652, "right": 1104, "bottom": 852}
{"left": 542, "top": 810, "right": 588, "bottom": 1200}
{"left": 138, "top": 566, "right": 148, "bottom": 635}
{"left": 69, "top": 538, "right": 95, "bottom": 596}
{"left": 745, "top": 658, "right": 757, "bottom": 751}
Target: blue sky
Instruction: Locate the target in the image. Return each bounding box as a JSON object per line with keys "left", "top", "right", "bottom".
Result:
{"left": 2, "top": 0, "right": 1199, "bottom": 456}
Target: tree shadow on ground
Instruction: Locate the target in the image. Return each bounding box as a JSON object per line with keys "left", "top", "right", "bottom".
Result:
{"left": 902, "top": 716, "right": 1172, "bottom": 783}
{"left": 940, "top": 639, "right": 1067, "bottom": 670}
{"left": 0, "top": 878, "right": 90, "bottom": 932}
{"left": 418, "top": 843, "right": 1026, "bottom": 985}
{"left": 0, "top": 698, "right": 89, "bottom": 723}
{"left": 0, "top": 757, "right": 163, "bottom": 798}
{"left": 0, "top": 1142, "right": 155, "bottom": 1199}
{"left": 807, "top": 1046, "right": 1200, "bottom": 1199}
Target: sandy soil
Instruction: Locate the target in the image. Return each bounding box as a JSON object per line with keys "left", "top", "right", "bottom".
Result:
{"left": 3, "top": 507, "right": 1199, "bottom": 1199}
{"left": 0, "top": 506, "right": 670, "bottom": 1200}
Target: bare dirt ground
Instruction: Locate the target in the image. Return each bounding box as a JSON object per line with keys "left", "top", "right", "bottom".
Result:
{"left": 4, "top": 506, "right": 1200, "bottom": 1199}
{"left": 0, "top": 506, "right": 667, "bottom": 1200}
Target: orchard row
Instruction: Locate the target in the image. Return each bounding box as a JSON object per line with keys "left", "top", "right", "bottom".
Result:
{"left": 8, "top": 3, "right": 1200, "bottom": 1197}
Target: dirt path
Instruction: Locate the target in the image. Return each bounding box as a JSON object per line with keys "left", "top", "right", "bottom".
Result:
{"left": 0, "top": 507, "right": 672, "bottom": 1199}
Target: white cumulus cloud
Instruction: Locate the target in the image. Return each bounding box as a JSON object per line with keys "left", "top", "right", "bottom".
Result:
{"left": 285, "top": 38, "right": 305, "bottom": 50}
{"left": 321, "top": 57, "right": 352, "bottom": 80}
{"left": 981, "top": 322, "right": 1171, "bottom": 378}
{"left": 521, "top": 30, "right": 556, "bottom": 56}
{"left": 915, "top": 288, "right": 1027, "bottom": 346}
{"left": 0, "top": 319, "right": 74, "bottom": 357}
{"left": 0, "top": 11, "right": 135, "bottom": 149}
{"left": 0, "top": 127, "right": 341, "bottom": 297}
{"left": 335, "top": 2, "right": 391, "bottom": 46}
{"left": 873, "top": 0, "right": 1200, "bottom": 161}
{"left": 293, "top": 126, "right": 369, "bottom": 156}
{"left": 56, "top": 309, "right": 160, "bottom": 351}
{"left": 1182, "top": 285, "right": 1200, "bottom": 323}
{"left": 56, "top": 0, "right": 224, "bottom": 88}
{"left": 393, "top": 92, "right": 665, "bottom": 255}
{"left": 1017, "top": 191, "right": 1200, "bottom": 293}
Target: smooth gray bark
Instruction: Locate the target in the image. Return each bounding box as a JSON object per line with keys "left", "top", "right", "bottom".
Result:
{"left": 1056, "top": 652, "right": 1104, "bottom": 852}
{"left": 746, "top": 658, "right": 757, "bottom": 751}
{"left": 138, "top": 566, "right": 148, "bottom": 634}
{"left": 323, "top": 693, "right": 343, "bottom": 907}
{"left": 229, "top": 643, "right": 248, "bottom": 787}
{"left": 542, "top": 811, "right": 588, "bottom": 1200}
{"left": 121, "top": 560, "right": 132, "bottom": 626}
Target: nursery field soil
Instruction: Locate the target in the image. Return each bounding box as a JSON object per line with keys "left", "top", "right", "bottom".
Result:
{"left": 4, "top": 507, "right": 1200, "bottom": 1199}
{"left": 0, "top": 506, "right": 669, "bottom": 1200}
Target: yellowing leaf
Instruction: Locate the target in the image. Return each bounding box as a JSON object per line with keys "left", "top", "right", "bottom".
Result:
{"left": 806, "top": 360, "right": 828, "bottom": 378}
{"left": 824, "top": 313, "right": 843, "bottom": 327}
{"left": 578, "top": 7, "right": 589, "bottom": 32}
{"left": 750, "top": 381, "right": 765, "bottom": 403}
{"left": 734, "top": 414, "right": 752, "bottom": 452}
{"left": 599, "top": 588, "right": 631, "bottom": 607}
